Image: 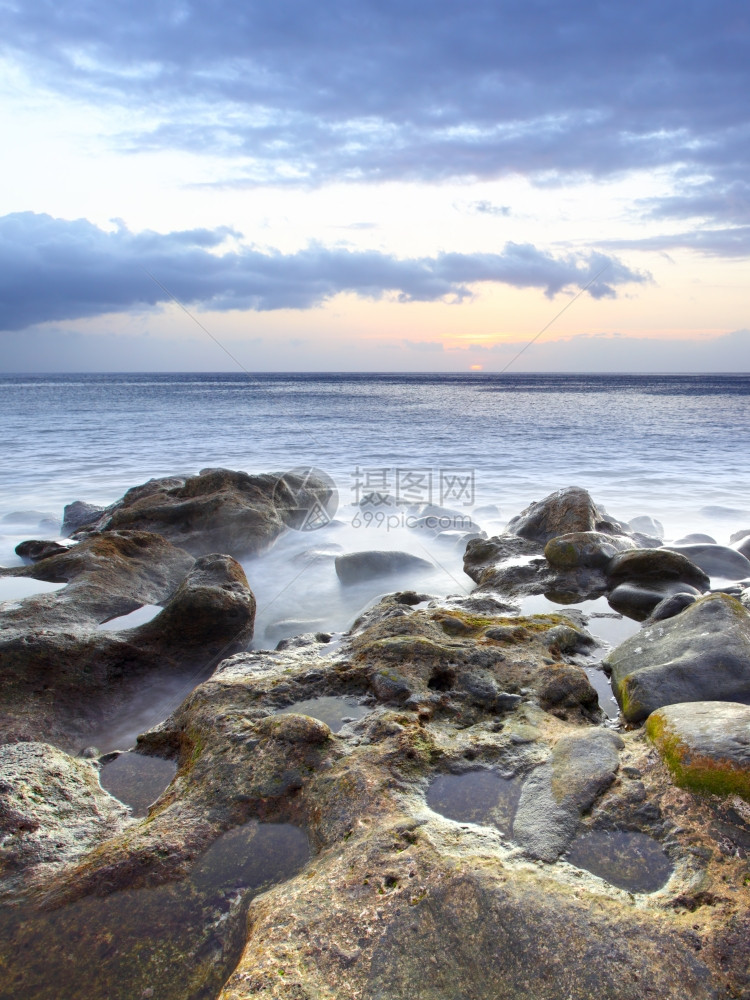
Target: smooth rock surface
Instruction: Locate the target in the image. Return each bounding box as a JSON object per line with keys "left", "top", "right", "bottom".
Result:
{"left": 544, "top": 530, "right": 636, "bottom": 570}
{"left": 335, "top": 550, "right": 433, "bottom": 584}
{"left": 507, "top": 486, "right": 604, "bottom": 544}
{"left": 646, "top": 701, "right": 750, "bottom": 801}
{"left": 512, "top": 729, "right": 624, "bottom": 861}
{"left": 607, "top": 548, "right": 710, "bottom": 591}
{"left": 663, "top": 543, "right": 750, "bottom": 581}
{"left": 605, "top": 593, "right": 750, "bottom": 722}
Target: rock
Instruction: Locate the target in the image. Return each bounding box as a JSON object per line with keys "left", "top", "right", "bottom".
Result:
{"left": 734, "top": 535, "right": 750, "bottom": 561}
{"left": 608, "top": 581, "right": 703, "bottom": 621}
{"left": 543, "top": 623, "right": 596, "bottom": 654}
{"left": 534, "top": 663, "right": 601, "bottom": 718}
{"left": 646, "top": 701, "right": 750, "bottom": 801}
{"left": 14, "top": 539, "right": 72, "bottom": 561}
{"left": 0, "top": 550, "right": 255, "bottom": 749}
{"left": 730, "top": 528, "right": 750, "bottom": 545}
{"left": 604, "top": 593, "right": 750, "bottom": 722}
{"left": 512, "top": 729, "right": 624, "bottom": 861}
{"left": 645, "top": 592, "right": 697, "bottom": 623}
{"left": 62, "top": 501, "right": 105, "bottom": 536}
{"left": 371, "top": 668, "right": 413, "bottom": 703}
{"left": 628, "top": 515, "right": 665, "bottom": 539}
{"left": 335, "top": 550, "right": 433, "bottom": 584}
{"left": 663, "top": 543, "right": 750, "bottom": 581}
{"left": 674, "top": 533, "right": 717, "bottom": 545}
{"left": 264, "top": 618, "right": 328, "bottom": 642}
{"left": 544, "top": 530, "right": 635, "bottom": 570}
{"left": 0, "top": 742, "right": 128, "bottom": 880}
{"left": 409, "top": 513, "right": 481, "bottom": 535}
{"left": 700, "top": 505, "right": 749, "bottom": 519}
{"left": 1, "top": 510, "right": 57, "bottom": 528}
{"left": 507, "top": 486, "right": 604, "bottom": 544}
{"left": 78, "top": 468, "right": 335, "bottom": 557}
{"left": 607, "top": 548, "right": 710, "bottom": 591}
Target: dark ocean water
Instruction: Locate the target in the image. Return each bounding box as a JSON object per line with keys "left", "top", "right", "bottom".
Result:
{"left": 2, "top": 372, "right": 748, "bottom": 659}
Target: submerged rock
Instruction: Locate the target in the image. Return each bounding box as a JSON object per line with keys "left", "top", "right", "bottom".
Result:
{"left": 62, "top": 501, "right": 105, "bottom": 536}
{"left": 628, "top": 514, "right": 665, "bottom": 539}
{"left": 335, "top": 550, "right": 433, "bottom": 584}
{"left": 604, "top": 593, "right": 750, "bottom": 722}
{"left": 663, "top": 543, "right": 750, "bottom": 581}
{"left": 646, "top": 701, "right": 750, "bottom": 801}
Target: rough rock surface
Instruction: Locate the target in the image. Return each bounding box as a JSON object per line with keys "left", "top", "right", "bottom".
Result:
{"left": 77, "top": 467, "right": 335, "bottom": 557}
{"left": 604, "top": 593, "right": 750, "bottom": 722}
{"left": 0, "top": 742, "right": 128, "bottom": 884}
{"left": 506, "top": 486, "right": 605, "bottom": 544}
{"left": 647, "top": 702, "right": 750, "bottom": 801}
{"left": 62, "top": 500, "right": 105, "bottom": 536}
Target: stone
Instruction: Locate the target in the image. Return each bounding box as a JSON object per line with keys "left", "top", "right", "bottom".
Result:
{"left": 543, "top": 623, "right": 596, "bottom": 654}
{"left": 674, "top": 533, "right": 717, "bottom": 545}
{"left": 607, "top": 548, "right": 710, "bottom": 591}
{"left": 334, "top": 550, "right": 433, "bottom": 584}
{"left": 506, "top": 486, "right": 604, "bottom": 544}
{"left": 77, "top": 467, "right": 335, "bottom": 557}
{"left": 645, "top": 592, "right": 697, "bottom": 623}
{"left": 544, "top": 530, "right": 635, "bottom": 570}
{"left": 62, "top": 501, "right": 105, "bottom": 536}
{"left": 628, "top": 515, "right": 665, "bottom": 539}
{"left": 729, "top": 528, "right": 750, "bottom": 545}
{"left": 512, "top": 729, "right": 624, "bottom": 861}
{"left": 663, "top": 543, "right": 750, "bottom": 581}
{"left": 608, "top": 581, "right": 703, "bottom": 621}
{"left": 14, "top": 539, "right": 72, "bottom": 561}
{"left": 646, "top": 701, "right": 750, "bottom": 801}
{"left": 604, "top": 593, "right": 750, "bottom": 722}
{"left": 734, "top": 535, "right": 750, "bottom": 561}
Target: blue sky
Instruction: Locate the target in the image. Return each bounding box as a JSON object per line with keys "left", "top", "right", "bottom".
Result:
{"left": 1, "top": 0, "right": 749, "bottom": 371}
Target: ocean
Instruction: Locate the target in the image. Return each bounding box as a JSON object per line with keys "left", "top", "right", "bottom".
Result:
{"left": 2, "top": 372, "right": 749, "bottom": 676}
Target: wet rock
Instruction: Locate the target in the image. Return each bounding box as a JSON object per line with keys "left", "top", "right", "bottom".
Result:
{"left": 534, "top": 663, "right": 601, "bottom": 719}
{"left": 14, "top": 539, "right": 72, "bottom": 562}
{"left": 544, "top": 530, "right": 636, "bottom": 570}
{"left": 512, "top": 729, "right": 624, "bottom": 861}
{"left": 543, "top": 623, "right": 596, "bottom": 654}
{"left": 335, "top": 550, "right": 433, "bottom": 584}
{"left": 0, "top": 742, "right": 128, "bottom": 880}
{"left": 607, "top": 548, "right": 710, "bottom": 591}
{"left": 62, "top": 501, "right": 105, "bottom": 536}
{"left": 0, "top": 552, "right": 255, "bottom": 749}
{"left": 645, "top": 592, "right": 697, "bottom": 623}
{"left": 78, "top": 467, "right": 333, "bottom": 557}
{"left": 605, "top": 593, "right": 750, "bottom": 722}
{"left": 734, "top": 534, "right": 750, "bottom": 561}
{"left": 663, "top": 543, "right": 750, "bottom": 581}
{"left": 506, "top": 486, "right": 604, "bottom": 544}
{"left": 264, "top": 618, "right": 327, "bottom": 642}
{"left": 646, "top": 701, "right": 750, "bottom": 801}
{"left": 371, "top": 668, "right": 413, "bottom": 703}
{"left": 628, "top": 514, "right": 665, "bottom": 539}
{"left": 608, "top": 580, "right": 703, "bottom": 621}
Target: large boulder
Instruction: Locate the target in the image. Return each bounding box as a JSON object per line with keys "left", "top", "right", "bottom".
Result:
{"left": 77, "top": 468, "right": 335, "bottom": 557}
{"left": 646, "top": 701, "right": 750, "bottom": 801}
{"left": 607, "top": 548, "right": 710, "bottom": 591}
{"left": 506, "top": 486, "right": 604, "bottom": 544}
{"left": 604, "top": 593, "right": 750, "bottom": 722}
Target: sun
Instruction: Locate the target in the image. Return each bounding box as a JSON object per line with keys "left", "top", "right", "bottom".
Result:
{"left": 469, "top": 363, "right": 483, "bottom": 371}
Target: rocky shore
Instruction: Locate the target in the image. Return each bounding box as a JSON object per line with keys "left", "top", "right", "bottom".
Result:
{"left": 0, "top": 473, "right": 748, "bottom": 999}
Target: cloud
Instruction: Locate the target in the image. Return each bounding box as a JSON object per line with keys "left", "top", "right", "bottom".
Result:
{"left": 2, "top": 0, "right": 749, "bottom": 208}
{"left": 467, "top": 201, "right": 511, "bottom": 217}
{"left": 0, "top": 213, "right": 647, "bottom": 331}
{"left": 602, "top": 225, "right": 750, "bottom": 257}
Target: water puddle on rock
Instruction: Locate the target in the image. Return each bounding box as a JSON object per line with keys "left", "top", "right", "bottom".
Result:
{"left": 97, "top": 604, "right": 161, "bottom": 631}
{"left": 565, "top": 829, "right": 673, "bottom": 893}
{"left": 0, "top": 820, "right": 310, "bottom": 1000}
{"left": 276, "top": 696, "right": 370, "bottom": 733}
{"left": 427, "top": 770, "right": 522, "bottom": 836}
{"left": 99, "top": 752, "right": 177, "bottom": 816}
{"left": 0, "top": 577, "right": 66, "bottom": 602}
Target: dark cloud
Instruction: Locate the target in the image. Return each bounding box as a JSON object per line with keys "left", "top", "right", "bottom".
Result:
{"left": 0, "top": 213, "right": 647, "bottom": 331}
{"left": 2, "top": 0, "right": 749, "bottom": 210}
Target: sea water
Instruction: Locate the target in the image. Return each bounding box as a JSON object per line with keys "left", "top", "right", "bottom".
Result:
{"left": 2, "top": 372, "right": 748, "bottom": 654}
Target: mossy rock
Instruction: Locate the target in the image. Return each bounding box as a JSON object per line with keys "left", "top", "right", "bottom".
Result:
{"left": 646, "top": 701, "right": 750, "bottom": 801}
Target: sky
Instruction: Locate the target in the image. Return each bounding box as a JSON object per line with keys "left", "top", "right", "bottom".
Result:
{"left": 1, "top": 0, "right": 749, "bottom": 372}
